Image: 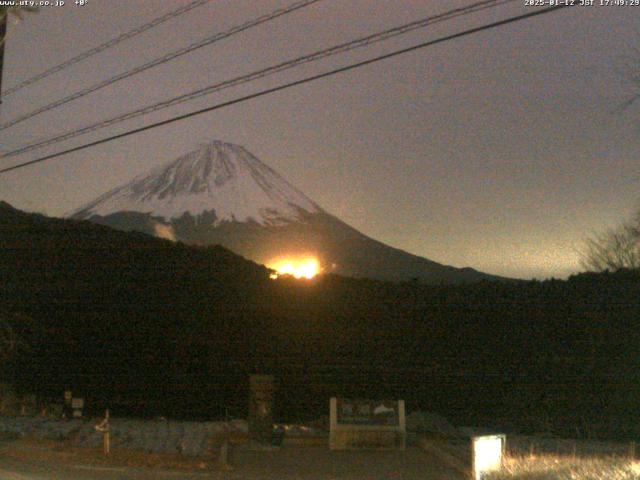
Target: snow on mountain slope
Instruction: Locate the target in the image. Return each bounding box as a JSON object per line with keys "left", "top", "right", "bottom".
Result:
{"left": 70, "top": 140, "right": 510, "bottom": 284}
{"left": 71, "top": 141, "right": 321, "bottom": 226}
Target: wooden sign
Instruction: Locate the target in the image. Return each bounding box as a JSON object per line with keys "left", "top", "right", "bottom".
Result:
{"left": 330, "top": 397, "right": 406, "bottom": 450}
{"left": 336, "top": 398, "right": 400, "bottom": 426}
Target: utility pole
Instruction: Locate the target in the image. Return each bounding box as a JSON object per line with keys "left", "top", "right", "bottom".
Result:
{"left": 0, "top": 10, "right": 7, "bottom": 103}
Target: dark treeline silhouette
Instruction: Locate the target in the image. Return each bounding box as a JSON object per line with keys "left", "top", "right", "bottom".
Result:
{"left": 1, "top": 201, "right": 639, "bottom": 439}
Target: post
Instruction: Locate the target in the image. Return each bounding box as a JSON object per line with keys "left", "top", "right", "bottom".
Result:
{"left": 0, "top": 10, "right": 7, "bottom": 102}
{"left": 248, "top": 375, "right": 274, "bottom": 445}
{"left": 398, "top": 400, "right": 406, "bottom": 450}
{"left": 63, "top": 390, "right": 73, "bottom": 419}
{"left": 329, "top": 397, "right": 338, "bottom": 450}
{"left": 94, "top": 409, "right": 110, "bottom": 456}
{"left": 218, "top": 407, "right": 233, "bottom": 470}
{"left": 219, "top": 437, "right": 232, "bottom": 470}
{"left": 629, "top": 441, "right": 635, "bottom": 460}
{"left": 103, "top": 409, "right": 110, "bottom": 456}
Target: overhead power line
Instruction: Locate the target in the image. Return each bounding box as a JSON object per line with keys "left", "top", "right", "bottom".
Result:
{"left": 0, "top": 0, "right": 212, "bottom": 99}
{"left": 1, "top": 0, "right": 515, "bottom": 159}
{"left": 0, "top": 4, "right": 573, "bottom": 175}
{"left": 0, "top": 0, "right": 323, "bottom": 131}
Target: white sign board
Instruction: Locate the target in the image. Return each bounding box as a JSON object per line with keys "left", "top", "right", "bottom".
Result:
{"left": 472, "top": 434, "right": 505, "bottom": 480}
{"left": 329, "top": 397, "right": 406, "bottom": 450}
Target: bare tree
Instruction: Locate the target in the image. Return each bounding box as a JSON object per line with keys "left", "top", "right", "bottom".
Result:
{"left": 580, "top": 208, "right": 640, "bottom": 272}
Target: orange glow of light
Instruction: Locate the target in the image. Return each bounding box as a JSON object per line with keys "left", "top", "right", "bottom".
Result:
{"left": 268, "top": 257, "right": 321, "bottom": 279}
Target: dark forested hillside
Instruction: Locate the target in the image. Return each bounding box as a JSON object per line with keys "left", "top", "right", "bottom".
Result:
{"left": 2, "top": 202, "right": 639, "bottom": 439}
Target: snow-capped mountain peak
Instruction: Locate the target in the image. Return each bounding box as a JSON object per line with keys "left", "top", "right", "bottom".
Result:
{"left": 71, "top": 141, "right": 322, "bottom": 225}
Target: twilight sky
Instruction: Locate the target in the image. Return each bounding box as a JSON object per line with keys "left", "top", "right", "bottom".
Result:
{"left": 0, "top": 0, "right": 637, "bottom": 280}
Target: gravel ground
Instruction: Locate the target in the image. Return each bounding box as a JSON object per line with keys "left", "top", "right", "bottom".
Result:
{"left": 0, "top": 416, "right": 247, "bottom": 457}
{"left": 0, "top": 414, "right": 478, "bottom": 478}
{"left": 0, "top": 438, "right": 468, "bottom": 480}
{"left": 225, "top": 444, "right": 466, "bottom": 480}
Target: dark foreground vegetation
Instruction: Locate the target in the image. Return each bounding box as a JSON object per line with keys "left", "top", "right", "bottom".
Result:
{"left": 1, "top": 201, "right": 639, "bottom": 440}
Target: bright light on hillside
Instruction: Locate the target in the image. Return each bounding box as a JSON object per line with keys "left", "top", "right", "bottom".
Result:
{"left": 268, "top": 257, "right": 321, "bottom": 279}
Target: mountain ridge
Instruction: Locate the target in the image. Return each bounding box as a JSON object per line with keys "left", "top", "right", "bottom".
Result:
{"left": 71, "top": 141, "right": 321, "bottom": 226}
{"left": 70, "top": 140, "right": 509, "bottom": 284}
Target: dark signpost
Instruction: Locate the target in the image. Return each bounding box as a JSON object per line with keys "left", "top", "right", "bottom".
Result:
{"left": 248, "top": 375, "right": 274, "bottom": 444}
{"left": 0, "top": 12, "right": 6, "bottom": 101}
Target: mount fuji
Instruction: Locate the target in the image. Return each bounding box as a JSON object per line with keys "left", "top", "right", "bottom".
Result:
{"left": 70, "top": 141, "right": 504, "bottom": 283}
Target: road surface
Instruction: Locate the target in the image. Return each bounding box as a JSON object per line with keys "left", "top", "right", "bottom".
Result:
{"left": 0, "top": 439, "right": 467, "bottom": 479}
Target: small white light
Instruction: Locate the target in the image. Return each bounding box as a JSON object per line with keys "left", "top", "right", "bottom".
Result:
{"left": 473, "top": 435, "right": 505, "bottom": 480}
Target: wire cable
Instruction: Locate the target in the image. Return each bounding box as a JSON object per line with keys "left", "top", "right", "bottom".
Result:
{"left": 0, "top": 0, "right": 323, "bottom": 131}
{"left": 0, "top": 0, "right": 212, "bottom": 99}
{"left": 0, "top": 4, "right": 573, "bottom": 175}
{"left": 1, "top": 0, "right": 515, "bottom": 159}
